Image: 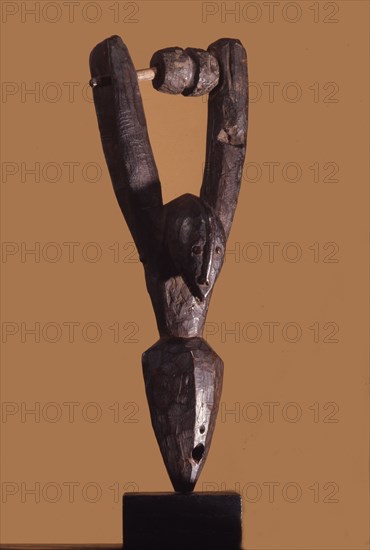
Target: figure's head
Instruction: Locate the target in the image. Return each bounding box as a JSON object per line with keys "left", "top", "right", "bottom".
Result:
{"left": 164, "top": 194, "right": 226, "bottom": 301}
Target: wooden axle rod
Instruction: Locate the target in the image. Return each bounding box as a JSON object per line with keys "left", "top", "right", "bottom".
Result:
{"left": 136, "top": 67, "right": 157, "bottom": 81}
{"left": 90, "top": 47, "right": 220, "bottom": 96}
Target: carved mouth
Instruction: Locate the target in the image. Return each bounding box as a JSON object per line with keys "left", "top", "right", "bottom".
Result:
{"left": 192, "top": 282, "right": 211, "bottom": 302}
{"left": 183, "top": 275, "right": 212, "bottom": 303}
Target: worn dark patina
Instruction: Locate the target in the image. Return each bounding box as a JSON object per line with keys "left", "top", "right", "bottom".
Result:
{"left": 89, "top": 35, "right": 248, "bottom": 492}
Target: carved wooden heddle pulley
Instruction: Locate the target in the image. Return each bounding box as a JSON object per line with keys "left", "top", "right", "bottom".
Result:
{"left": 89, "top": 35, "right": 248, "bottom": 492}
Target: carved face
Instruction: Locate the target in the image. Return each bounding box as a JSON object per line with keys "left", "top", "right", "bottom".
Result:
{"left": 164, "top": 194, "right": 226, "bottom": 301}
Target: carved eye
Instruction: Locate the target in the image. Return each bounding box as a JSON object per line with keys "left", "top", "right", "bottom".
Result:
{"left": 215, "top": 246, "right": 222, "bottom": 255}
{"left": 192, "top": 245, "right": 202, "bottom": 255}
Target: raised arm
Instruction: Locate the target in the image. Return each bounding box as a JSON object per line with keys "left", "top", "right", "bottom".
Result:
{"left": 89, "top": 35, "right": 163, "bottom": 259}
{"left": 200, "top": 38, "right": 248, "bottom": 240}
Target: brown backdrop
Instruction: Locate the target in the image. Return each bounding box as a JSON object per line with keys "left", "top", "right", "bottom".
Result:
{"left": 1, "top": 1, "right": 369, "bottom": 548}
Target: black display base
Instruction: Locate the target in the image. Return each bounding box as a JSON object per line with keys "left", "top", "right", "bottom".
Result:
{"left": 122, "top": 491, "right": 243, "bottom": 550}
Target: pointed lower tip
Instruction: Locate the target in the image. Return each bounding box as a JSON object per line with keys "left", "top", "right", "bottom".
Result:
{"left": 173, "top": 479, "right": 196, "bottom": 493}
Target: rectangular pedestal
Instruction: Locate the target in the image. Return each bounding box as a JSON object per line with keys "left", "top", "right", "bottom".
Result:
{"left": 123, "top": 491, "right": 243, "bottom": 550}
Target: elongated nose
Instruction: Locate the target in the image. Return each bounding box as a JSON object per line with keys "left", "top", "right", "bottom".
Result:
{"left": 197, "top": 244, "right": 213, "bottom": 288}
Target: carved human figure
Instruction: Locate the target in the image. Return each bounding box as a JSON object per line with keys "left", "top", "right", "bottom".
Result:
{"left": 89, "top": 35, "right": 248, "bottom": 491}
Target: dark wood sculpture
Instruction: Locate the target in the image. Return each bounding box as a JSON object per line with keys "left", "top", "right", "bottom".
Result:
{"left": 89, "top": 35, "right": 248, "bottom": 493}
